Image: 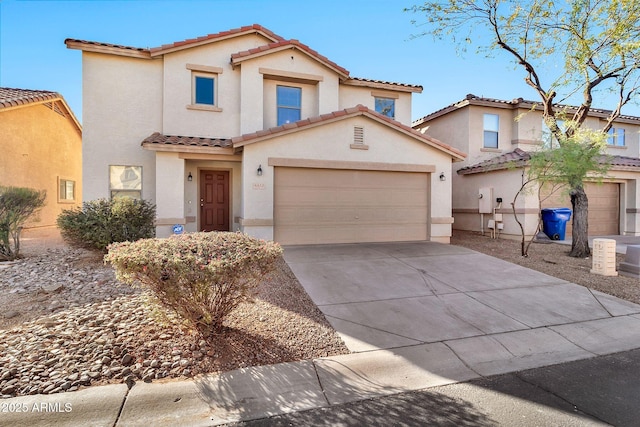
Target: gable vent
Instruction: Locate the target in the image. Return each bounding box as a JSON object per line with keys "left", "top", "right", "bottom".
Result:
{"left": 353, "top": 126, "right": 364, "bottom": 144}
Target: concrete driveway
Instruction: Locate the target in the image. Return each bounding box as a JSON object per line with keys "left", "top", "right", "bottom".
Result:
{"left": 284, "top": 241, "right": 640, "bottom": 376}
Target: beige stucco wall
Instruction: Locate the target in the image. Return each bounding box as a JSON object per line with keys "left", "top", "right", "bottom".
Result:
{"left": 82, "top": 52, "right": 162, "bottom": 203}
{"left": 240, "top": 115, "right": 455, "bottom": 243}
{"left": 0, "top": 103, "right": 82, "bottom": 229}
{"left": 339, "top": 85, "right": 413, "bottom": 125}
{"left": 162, "top": 34, "right": 270, "bottom": 138}
{"left": 453, "top": 168, "right": 540, "bottom": 238}
{"left": 236, "top": 49, "right": 341, "bottom": 133}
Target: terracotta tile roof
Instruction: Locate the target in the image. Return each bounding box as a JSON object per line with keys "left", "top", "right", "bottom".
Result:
{"left": 150, "top": 24, "right": 284, "bottom": 56}
{"left": 0, "top": 87, "right": 61, "bottom": 109}
{"left": 458, "top": 148, "right": 640, "bottom": 175}
{"left": 457, "top": 148, "right": 531, "bottom": 175}
{"left": 414, "top": 94, "right": 640, "bottom": 127}
{"left": 607, "top": 155, "right": 640, "bottom": 169}
{"left": 64, "top": 39, "right": 150, "bottom": 57}
{"left": 345, "top": 77, "right": 423, "bottom": 92}
{"left": 232, "top": 104, "right": 466, "bottom": 160}
{"left": 141, "top": 132, "right": 232, "bottom": 148}
{"left": 231, "top": 39, "right": 350, "bottom": 78}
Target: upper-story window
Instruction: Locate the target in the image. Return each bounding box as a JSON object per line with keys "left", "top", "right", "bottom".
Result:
{"left": 607, "top": 127, "right": 625, "bottom": 146}
{"left": 542, "top": 119, "right": 565, "bottom": 148}
{"left": 277, "top": 85, "right": 301, "bottom": 125}
{"left": 483, "top": 114, "right": 499, "bottom": 148}
{"left": 375, "top": 97, "right": 395, "bottom": 119}
{"left": 187, "top": 64, "right": 223, "bottom": 112}
{"left": 194, "top": 75, "right": 215, "bottom": 105}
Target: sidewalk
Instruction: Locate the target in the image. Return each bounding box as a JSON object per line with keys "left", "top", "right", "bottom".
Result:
{"left": 3, "top": 347, "right": 640, "bottom": 426}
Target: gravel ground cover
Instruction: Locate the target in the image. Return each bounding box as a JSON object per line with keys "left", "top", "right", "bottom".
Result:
{"left": 0, "top": 230, "right": 637, "bottom": 398}
{"left": 0, "top": 242, "right": 348, "bottom": 398}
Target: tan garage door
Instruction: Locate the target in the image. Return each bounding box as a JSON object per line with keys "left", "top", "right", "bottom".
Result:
{"left": 274, "top": 167, "right": 429, "bottom": 245}
{"left": 541, "top": 182, "right": 619, "bottom": 236}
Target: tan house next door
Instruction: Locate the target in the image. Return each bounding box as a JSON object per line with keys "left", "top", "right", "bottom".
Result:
{"left": 200, "top": 170, "right": 230, "bottom": 232}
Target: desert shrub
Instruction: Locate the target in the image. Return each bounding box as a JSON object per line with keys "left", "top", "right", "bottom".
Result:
{"left": 0, "top": 186, "right": 47, "bottom": 261}
{"left": 57, "top": 198, "right": 156, "bottom": 251}
{"left": 105, "top": 232, "right": 283, "bottom": 336}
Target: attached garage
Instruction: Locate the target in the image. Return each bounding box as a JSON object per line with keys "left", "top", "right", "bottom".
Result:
{"left": 274, "top": 167, "right": 429, "bottom": 245}
{"left": 542, "top": 182, "right": 620, "bottom": 236}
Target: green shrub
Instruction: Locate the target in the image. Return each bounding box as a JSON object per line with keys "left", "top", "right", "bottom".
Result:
{"left": 105, "top": 232, "right": 283, "bottom": 336}
{"left": 0, "top": 186, "right": 46, "bottom": 261}
{"left": 57, "top": 198, "right": 156, "bottom": 251}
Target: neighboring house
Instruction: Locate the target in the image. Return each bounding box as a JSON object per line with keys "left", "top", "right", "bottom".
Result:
{"left": 66, "top": 24, "right": 465, "bottom": 244}
{"left": 0, "top": 88, "right": 82, "bottom": 232}
{"left": 413, "top": 94, "right": 640, "bottom": 238}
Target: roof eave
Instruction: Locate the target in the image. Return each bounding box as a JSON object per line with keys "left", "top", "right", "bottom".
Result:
{"left": 142, "top": 142, "right": 238, "bottom": 155}
{"left": 65, "top": 39, "right": 152, "bottom": 59}
{"left": 149, "top": 28, "right": 283, "bottom": 57}
{"left": 343, "top": 78, "right": 423, "bottom": 93}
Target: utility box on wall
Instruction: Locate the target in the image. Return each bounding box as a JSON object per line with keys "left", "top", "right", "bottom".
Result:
{"left": 479, "top": 187, "right": 493, "bottom": 214}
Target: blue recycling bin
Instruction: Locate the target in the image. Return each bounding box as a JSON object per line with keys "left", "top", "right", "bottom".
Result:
{"left": 541, "top": 208, "right": 572, "bottom": 240}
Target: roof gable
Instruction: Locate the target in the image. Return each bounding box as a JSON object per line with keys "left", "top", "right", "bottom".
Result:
{"left": 65, "top": 24, "right": 284, "bottom": 59}
{"left": 150, "top": 24, "right": 284, "bottom": 57}
{"left": 0, "top": 87, "right": 82, "bottom": 134}
{"left": 232, "top": 105, "right": 466, "bottom": 161}
{"left": 231, "top": 39, "right": 350, "bottom": 80}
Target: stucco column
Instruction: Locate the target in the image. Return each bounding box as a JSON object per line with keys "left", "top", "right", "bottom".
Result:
{"left": 155, "top": 152, "right": 185, "bottom": 237}
{"left": 239, "top": 147, "right": 274, "bottom": 241}
{"left": 625, "top": 179, "right": 640, "bottom": 236}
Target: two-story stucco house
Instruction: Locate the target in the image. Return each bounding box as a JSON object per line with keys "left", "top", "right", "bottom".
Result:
{"left": 0, "top": 88, "right": 82, "bottom": 234}
{"left": 66, "top": 24, "right": 465, "bottom": 244}
{"left": 413, "top": 94, "right": 640, "bottom": 238}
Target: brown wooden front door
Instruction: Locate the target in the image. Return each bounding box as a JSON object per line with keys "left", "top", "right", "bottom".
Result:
{"left": 200, "top": 170, "right": 229, "bottom": 232}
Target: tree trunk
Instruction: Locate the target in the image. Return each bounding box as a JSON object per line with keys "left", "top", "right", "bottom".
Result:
{"left": 569, "top": 186, "right": 590, "bottom": 257}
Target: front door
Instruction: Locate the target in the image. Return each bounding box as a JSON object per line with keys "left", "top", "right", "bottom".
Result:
{"left": 200, "top": 170, "right": 229, "bottom": 232}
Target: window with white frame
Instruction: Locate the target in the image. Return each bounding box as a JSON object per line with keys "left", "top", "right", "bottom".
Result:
{"left": 109, "top": 165, "right": 142, "bottom": 199}
{"left": 375, "top": 97, "right": 395, "bottom": 119}
{"left": 607, "top": 127, "right": 625, "bottom": 146}
{"left": 277, "top": 85, "right": 301, "bottom": 125}
{"left": 483, "top": 114, "right": 499, "bottom": 148}
{"left": 58, "top": 178, "right": 75, "bottom": 202}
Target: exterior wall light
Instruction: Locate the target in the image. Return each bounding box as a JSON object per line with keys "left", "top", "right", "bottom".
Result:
{"left": 187, "top": 172, "right": 193, "bottom": 181}
{"left": 439, "top": 172, "right": 446, "bottom": 181}
{"left": 257, "top": 165, "right": 263, "bottom": 176}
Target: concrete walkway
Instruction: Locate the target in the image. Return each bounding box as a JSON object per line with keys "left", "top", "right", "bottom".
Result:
{"left": 3, "top": 242, "right": 640, "bottom": 426}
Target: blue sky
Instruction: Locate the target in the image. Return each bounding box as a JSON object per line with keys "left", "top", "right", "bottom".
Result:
{"left": 1, "top": 0, "right": 638, "bottom": 124}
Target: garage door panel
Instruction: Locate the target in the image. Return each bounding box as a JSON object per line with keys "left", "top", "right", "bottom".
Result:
{"left": 541, "top": 182, "right": 619, "bottom": 236}
{"left": 274, "top": 167, "right": 429, "bottom": 245}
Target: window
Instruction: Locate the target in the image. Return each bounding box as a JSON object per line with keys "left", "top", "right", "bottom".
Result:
{"left": 277, "top": 85, "right": 301, "bottom": 125}
{"left": 187, "top": 64, "right": 222, "bottom": 111}
{"left": 193, "top": 74, "right": 216, "bottom": 106}
{"left": 375, "top": 97, "right": 395, "bottom": 118}
{"left": 58, "top": 178, "right": 75, "bottom": 202}
{"left": 607, "top": 128, "right": 625, "bottom": 146}
{"left": 483, "top": 114, "right": 499, "bottom": 148}
{"left": 542, "top": 119, "right": 565, "bottom": 148}
{"left": 109, "top": 165, "right": 142, "bottom": 199}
